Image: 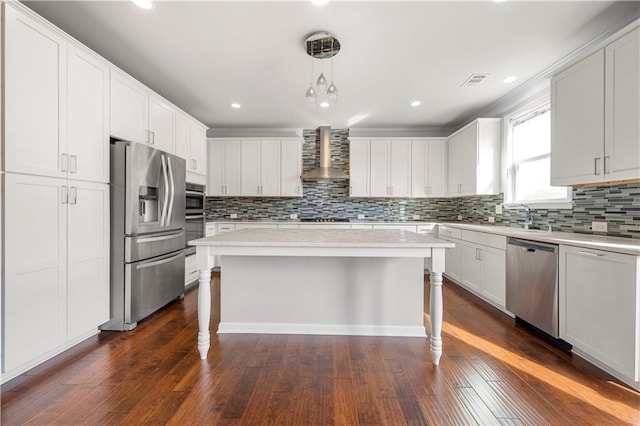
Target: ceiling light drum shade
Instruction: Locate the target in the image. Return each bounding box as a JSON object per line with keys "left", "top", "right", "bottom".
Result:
{"left": 305, "top": 32, "right": 340, "bottom": 59}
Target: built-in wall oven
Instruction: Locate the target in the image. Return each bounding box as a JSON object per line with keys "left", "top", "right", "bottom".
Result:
{"left": 185, "top": 183, "right": 205, "bottom": 288}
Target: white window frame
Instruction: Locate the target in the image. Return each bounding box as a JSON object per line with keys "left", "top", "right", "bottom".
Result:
{"left": 503, "top": 95, "right": 572, "bottom": 209}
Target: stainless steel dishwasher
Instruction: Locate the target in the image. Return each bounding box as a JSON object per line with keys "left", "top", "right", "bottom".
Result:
{"left": 506, "top": 238, "right": 559, "bottom": 338}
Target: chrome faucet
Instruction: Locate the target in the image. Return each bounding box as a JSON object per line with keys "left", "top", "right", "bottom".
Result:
{"left": 522, "top": 205, "right": 533, "bottom": 230}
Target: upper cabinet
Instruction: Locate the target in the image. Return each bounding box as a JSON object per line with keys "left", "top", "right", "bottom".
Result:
{"left": 551, "top": 26, "right": 639, "bottom": 186}
{"left": 349, "top": 139, "right": 370, "bottom": 197}
{"left": 411, "top": 138, "right": 447, "bottom": 197}
{"left": 208, "top": 138, "right": 302, "bottom": 197}
{"left": 4, "top": 6, "right": 109, "bottom": 184}
{"left": 148, "top": 93, "right": 175, "bottom": 153}
{"left": 447, "top": 118, "right": 501, "bottom": 196}
{"left": 176, "top": 112, "right": 207, "bottom": 183}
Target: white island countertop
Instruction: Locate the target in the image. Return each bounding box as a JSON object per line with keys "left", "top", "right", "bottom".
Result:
{"left": 190, "top": 228, "right": 453, "bottom": 366}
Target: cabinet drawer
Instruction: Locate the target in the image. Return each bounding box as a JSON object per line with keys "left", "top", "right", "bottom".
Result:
{"left": 206, "top": 223, "right": 217, "bottom": 237}
{"left": 461, "top": 230, "right": 506, "bottom": 250}
{"left": 372, "top": 224, "right": 417, "bottom": 232}
{"left": 416, "top": 224, "right": 436, "bottom": 235}
{"left": 438, "top": 226, "right": 462, "bottom": 239}
{"left": 216, "top": 223, "right": 235, "bottom": 233}
{"left": 185, "top": 253, "right": 198, "bottom": 285}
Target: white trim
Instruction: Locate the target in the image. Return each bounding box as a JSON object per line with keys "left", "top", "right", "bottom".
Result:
{"left": 218, "top": 322, "right": 427, "bottom": 338}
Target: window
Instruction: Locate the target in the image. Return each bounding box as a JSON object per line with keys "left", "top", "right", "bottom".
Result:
{"left": 504, "top": 99, "right": 571, "bottom": 207}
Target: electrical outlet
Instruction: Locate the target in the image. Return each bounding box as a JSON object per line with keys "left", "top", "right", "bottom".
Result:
{"left": 412, "top": 214, "right": 420, "bottom": 220}
{"left": 495, "top": 204, "right": 503, "bottom": 214}
{"left": 488, "top": 216, "right": 495, "bottom": 223}
{"left": 290, "top": 213, "right": 298, "bottom": 219}
{"left": 357, "top": 214, "right": 365, "bottom": 219}
{"left": 457, "top": 214, "right": 463, "bottom": 221}
{"left": 230, "top": 213, "right": 238, "bottom": 219}
{"left": 592, "top": 221, "right": 608, "bottom": 232}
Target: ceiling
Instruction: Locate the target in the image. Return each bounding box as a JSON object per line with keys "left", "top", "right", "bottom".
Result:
{"left": 24, "top": 1, "right": 639, "bottom": 132}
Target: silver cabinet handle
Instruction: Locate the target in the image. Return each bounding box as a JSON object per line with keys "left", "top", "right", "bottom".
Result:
{"left": 70, "top": 186, "right": 77, "bottom": 204}
{"left": 61, "top": 185, "right": 68, "bottom": 204}
{"left": 61, "top": 153, "right": 69, "bottom": 172}
{"left": 594, "top": 157, "right": 601, "bottom": 175}
{"left": 604, "top": 156, "right": 610, "bottom": 174}
{"left": 577, "top": 250, "right": 603, "bottom": 257}
{"left": 150, "top": 131, "right": 155, "bottom": 145}
{"left": 193, "top": 159, "right": 197, "bottom": 170}
{"left": 70, "top": 155, "right": 78, "bottom": 174}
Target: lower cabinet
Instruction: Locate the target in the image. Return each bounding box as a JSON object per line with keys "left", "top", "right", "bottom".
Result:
{"left": 559, "top": 245, "right": 639, "bottom": 388}
{"left": 3, "top": 173, "right": 109, "bottom": 377}
{"left": 185, "top": 252, "right": 198, "bottom": 288}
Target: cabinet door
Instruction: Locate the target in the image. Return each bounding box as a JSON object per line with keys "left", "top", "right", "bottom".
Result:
{"left": 281, "top": 139, "right": 302, "bottom": 197}
{"left": 110, "top": 69, "right": 149, "bottom": 144}
{"left": 260, "top": 140, "right": 281, "bottom": 196}
{"left": 241, "top": 141, "right": 261, "bottom": 196}
{"left": 148, "top": 94, "right": 175, "bottom": 153}
{"left": 190, "top": 125, "right": 208, "bottom": 176}
{"left": 411, "top": 139, "right": 428, "bottom": 197}
{"left": 389, "top": 140, "right": 411, "bottom": 197}
{"left": 5, "top": 6, "right": 66, "bottom": 178}
{"left": 349, "top": 139, "right": 370, "bottom": 196}
{"left": 175, "top": 113, "right": 191, "bottom": 161}
{"left": 479, "top": 246, "right": 506, "bottom": 308}
{"left": 208, "top": 141, "right": 225, "bottom": 196}
{"left": 551, "top": 50, "right": 605, "bottom": 185}
{"left": 459, "top": 125, "right": 478, "bottom": 195}
{"left": 3, "top": 174, "right": 67, "bottom": 372}
{"left": 605, "top": 27, "right": 640, "bottom": 181}
{"left": 370, "top": 140, "right": 390, "bottom": 197}
{"left": 442, "top": 236, "right": 462, "bottom": 282}
{"left": 427, "top": 138, "right": 448, "bottom": 197}
{"left": 461, "top": 242, "right": 481, "bottom": 291}
{"left": 224, "top": 141, "right": 242, "bottom": 196}
{"left": 67, "top": 181, "right": 110, "bottom": 341}
{"left": 560, "top": 247, "right": 638, "bottom": 381}
{"left": 447, "top": 136, "right": 462, "bottom": 195}
{"left": 67, "top": 45, "right": 110, "bottom": 184}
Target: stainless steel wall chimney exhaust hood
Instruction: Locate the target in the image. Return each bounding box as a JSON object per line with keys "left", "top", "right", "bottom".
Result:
{"left": 301, "top": 126, "right": 349, "bottom": 180}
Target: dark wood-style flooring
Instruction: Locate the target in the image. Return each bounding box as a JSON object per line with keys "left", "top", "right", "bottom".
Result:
{"left": 2, "top": 273, "right": 639, "bottom": 425}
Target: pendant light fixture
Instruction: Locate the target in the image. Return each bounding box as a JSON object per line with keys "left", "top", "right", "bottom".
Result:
{"left": 304, "top": 31, "right": 340, "bottom": 109}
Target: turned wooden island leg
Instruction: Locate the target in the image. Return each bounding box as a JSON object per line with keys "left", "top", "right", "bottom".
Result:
{"left": 429, "top": 247, "right": 446, "bottom": 365}
{"left": 197, "top": 268, "right": 211, "bottom": 359}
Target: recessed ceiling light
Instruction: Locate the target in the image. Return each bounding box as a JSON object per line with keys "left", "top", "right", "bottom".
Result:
{"left": 310, "top": 0, "right": 329, "bottom": 5}
{"left": 132, "top": 0, "right": 153, "bottom": 10}
{"left": 503, "top": 76, "right": 518, "bottom": 84}
{"left": 231, "top": 103, "right": 241, "bottom": 109}
{"left": 411, "top": 101, "right": 421, "bottom": 107}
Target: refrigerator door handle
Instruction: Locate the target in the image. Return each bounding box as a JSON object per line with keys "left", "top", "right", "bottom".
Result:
{"left": 135, "top": 251, "right": 183, "bottom": 270}
{"left": 166, "top": 156, "right": 175, "bottom": 226}
{"left": 160, "top": 154, "right": 170, "bottom": 226}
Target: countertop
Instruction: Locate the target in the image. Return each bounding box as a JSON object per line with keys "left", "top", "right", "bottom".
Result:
{"left": 191, "top": 228, "right": 453, "bottom": 248}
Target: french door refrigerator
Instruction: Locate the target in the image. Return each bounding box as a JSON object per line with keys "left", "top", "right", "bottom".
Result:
{"left": 102, "top": 140, "right": 186, "bottom": 331}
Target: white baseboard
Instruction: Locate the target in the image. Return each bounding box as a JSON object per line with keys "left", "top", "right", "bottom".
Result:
{"left": 217, "top": 322, "right": 427, "bottom": 338}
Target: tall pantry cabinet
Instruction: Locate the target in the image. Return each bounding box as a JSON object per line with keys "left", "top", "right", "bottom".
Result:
{"left": 2, "top": 3, "right": 109, "bottom": 379}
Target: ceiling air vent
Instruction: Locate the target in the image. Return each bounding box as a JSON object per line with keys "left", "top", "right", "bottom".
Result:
{"left": 461, "top": 73, "right": 490, "bottom": 87}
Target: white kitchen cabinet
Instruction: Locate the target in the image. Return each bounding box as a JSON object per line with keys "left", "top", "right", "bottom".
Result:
{"left": 241, "top": 140, "right": 281, "bottom": 196}
{"left": 206, "top": 222, "right": 217, "bottom": 237}
{"left": 551, "top": 26, "right": 639, "bottom": 186}
{"left": 3, "top": 174, "right": 109, "bottom": 374}
{"left": 441, "top": 235, "right": 462, "bottom": 283}
{"left": 148, "top": 93, "right": 175, "bottom": 154}
{"left": 559, "top": 245, "right": 639, "bottom": 389}
{"left": 185, "top": 253, "right": 198, "bottom": 288}
{"left": 176, "top": 112, "right": 208, "bottom": 182}
{"left": 349, "top": 139, "right": 370, "bottom": 197}
{"left": 208, "top": 140, "right": 242, "bottom": 196}
{"left": 369, "top": 140, "right": 411, "bottom": 197}
{"left": 4, "top": 5, "right": 66, "bottom": 179}
{"left": 281, "top": 139, "right": 303, "bottom": 197}
{"left": 372, "top": 224, "right": 417, "bottom": 232}
{"left": 110, "top": 69, "right": 149, "bottom": 145}
{"left": 447, "top": 118, "right": 501, "bottom": 196}
{"left": 411, "top": 138, "right": 447, "bottom": 197}
{"left": 67, "top": 44, "right": 110, "bottom": 184}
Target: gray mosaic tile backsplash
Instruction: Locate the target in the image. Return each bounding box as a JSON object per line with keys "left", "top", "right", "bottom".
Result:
{"left": 206, "top": 128, "right": 640, "bottom": 239}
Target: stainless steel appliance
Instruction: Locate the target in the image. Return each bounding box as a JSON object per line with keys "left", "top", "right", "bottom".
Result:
{"left": 185, "top": 181, "right": 205, "bottom": 272}
{"left": 300, "top": 218, "right": 350, "bottom": 222}
{"left": 102, "top": 140, "right": 186, "bottom": 331}
{"left": 506, "top": 238, "right": 559, "bottom": 338}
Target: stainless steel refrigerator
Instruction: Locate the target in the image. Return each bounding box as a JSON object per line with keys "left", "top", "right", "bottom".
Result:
{"left": 102, "top": 140, "right": 186, "bottom": 331}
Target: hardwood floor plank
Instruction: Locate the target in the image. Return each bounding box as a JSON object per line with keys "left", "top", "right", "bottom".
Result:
{"left": 2, "top": 274, "right": 638, "bottom": 425}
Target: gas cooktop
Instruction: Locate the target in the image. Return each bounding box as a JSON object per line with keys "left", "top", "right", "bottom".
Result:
{"left": 299, "top": 218, "right": 350, "bottom": 223}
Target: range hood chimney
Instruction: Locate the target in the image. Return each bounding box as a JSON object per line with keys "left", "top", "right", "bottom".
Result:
{"left": 301, "top": 126, "right": 349, "bottom": 180}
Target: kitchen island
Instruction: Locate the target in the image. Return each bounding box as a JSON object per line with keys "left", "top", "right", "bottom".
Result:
{"left": 189, "top": 228, "right": 453, "bottom": 365}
